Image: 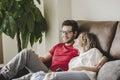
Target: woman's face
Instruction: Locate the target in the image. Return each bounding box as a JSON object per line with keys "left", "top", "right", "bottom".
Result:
{"left": 73, "top": 34, "right": 83, "bottom": 49}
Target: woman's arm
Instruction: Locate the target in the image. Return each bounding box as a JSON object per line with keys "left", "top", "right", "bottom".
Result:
{"left": 70, "top": 56, "right": 108, "bottom": 72}
{"left": 70, "top": 66, "right": 99, "bottom": 72}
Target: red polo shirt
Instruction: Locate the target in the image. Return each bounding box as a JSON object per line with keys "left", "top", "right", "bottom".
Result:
{"left": 49, "top": 43, "right": 79, "bottom": 71}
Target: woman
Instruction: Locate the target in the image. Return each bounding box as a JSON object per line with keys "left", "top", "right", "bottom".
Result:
{"left": 43, "top": 32, "right": 105, "bottom": 80}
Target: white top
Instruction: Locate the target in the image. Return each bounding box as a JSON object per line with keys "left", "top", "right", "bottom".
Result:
{"left": 69, "top": 48, "right": 103, "bottom": 80}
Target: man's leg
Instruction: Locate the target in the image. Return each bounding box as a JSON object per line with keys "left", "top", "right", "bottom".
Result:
{"left": 13, "top": 71, "right": 46, "bottom": 80}
{"left": 12, "top": 73, "right": 33, "bottom": 80}
{"left": 0, "top": 49, "right": 49, "bottom": 80}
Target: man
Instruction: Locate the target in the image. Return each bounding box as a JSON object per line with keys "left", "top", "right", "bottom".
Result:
{"left": 0, "top": 20, "right": 79, "bottom": 80}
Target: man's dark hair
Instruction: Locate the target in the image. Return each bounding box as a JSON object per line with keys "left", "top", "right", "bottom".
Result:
{"left": 62, "top": 20, "right": 79, "bottom": 38}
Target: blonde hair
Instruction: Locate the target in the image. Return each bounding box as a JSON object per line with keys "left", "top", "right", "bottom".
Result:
{"left": 78, "top": 32, "right": 96, "bottom": 52}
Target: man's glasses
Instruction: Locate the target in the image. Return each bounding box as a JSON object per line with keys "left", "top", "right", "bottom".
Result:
{"left": 60, "top": 30, "right": 73, "bottom": 34}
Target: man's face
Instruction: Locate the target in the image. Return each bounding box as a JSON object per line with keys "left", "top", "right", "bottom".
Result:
{"left": 61, "top": 25, "right": 76, "bottom": 44}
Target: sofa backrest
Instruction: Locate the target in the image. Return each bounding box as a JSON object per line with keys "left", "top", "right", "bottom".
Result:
{"left": 77, "top": 20, "right": 118, "bottom": 58}
{"left": 110, "top": 22, "right": 120, "bottom": 59}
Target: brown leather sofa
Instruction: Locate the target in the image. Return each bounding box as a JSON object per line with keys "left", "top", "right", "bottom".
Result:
{"left": 1, "top": 20, "right": 120, "bottom": 80}
{"left": 77, "top": 20, "right": 120, "bottom": 80}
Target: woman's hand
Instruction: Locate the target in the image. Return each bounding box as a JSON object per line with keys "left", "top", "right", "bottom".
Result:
{"left": 96, "top": 56, "right": 108, "bottom": 69}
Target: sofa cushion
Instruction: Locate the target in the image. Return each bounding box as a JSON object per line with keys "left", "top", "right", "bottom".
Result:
{"left": 110, "top": 22, "right": 120, "bottom": 59}
{"left": 77, "top": 20, "right": 118, "bottom": 57}
{"left": 97, "top": 60, "right": 120, "bottom": 80}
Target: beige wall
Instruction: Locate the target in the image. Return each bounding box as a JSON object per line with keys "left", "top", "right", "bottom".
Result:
{"left": 71, "top": 0, "right": 120, "bottom": 20}
{"left": 2, "top": 0, "right": 120, "bottom": 63}
{"left": 44, "top": 0, "right": 71, "bottom": 52}
{"left": 2, "top": 34, "right": 17, "bottom": 63}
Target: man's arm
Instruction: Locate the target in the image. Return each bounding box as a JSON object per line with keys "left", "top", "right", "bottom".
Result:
{"left": 39, "top": 53, "right": 52, "bottom": 63}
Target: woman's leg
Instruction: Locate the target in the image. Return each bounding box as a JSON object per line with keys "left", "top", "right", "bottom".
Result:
{"left": 1, "top": 49, "right": 49, "bottom": 79}
{"left": 51, "top": 71, "right": 90, "bottom": 80}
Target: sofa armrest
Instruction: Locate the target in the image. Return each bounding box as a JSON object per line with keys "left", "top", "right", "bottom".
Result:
{"left": 97, "top": 60, "right": 120, "bottom": 80}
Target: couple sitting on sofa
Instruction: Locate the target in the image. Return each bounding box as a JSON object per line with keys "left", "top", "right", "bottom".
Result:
{"left": 0, "top": 20, "right": 108, "bottom": 80}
